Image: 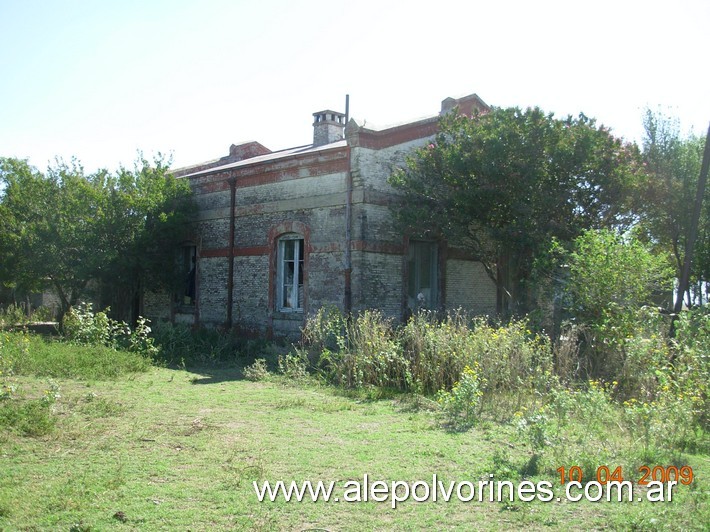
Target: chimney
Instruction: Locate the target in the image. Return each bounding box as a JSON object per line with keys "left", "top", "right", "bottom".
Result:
{"left": 312, "top": 110, "right": 346, "bottom": 146}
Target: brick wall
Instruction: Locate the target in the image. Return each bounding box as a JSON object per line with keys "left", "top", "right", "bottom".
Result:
{"left": 445, "top": 259, "right": 497, "bottom": 316}
{"left": 145, "top": 93, "right": 497, "bottom": 336}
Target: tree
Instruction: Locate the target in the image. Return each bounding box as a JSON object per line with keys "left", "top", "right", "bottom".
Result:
{"left": 639, "top": 109, "right": 708, "bottom": 306}
{"left": 389, "top": 107, "right": 644, "bottom": 315}
{"left": 94, "top": 157, "right": 195, "bottom": 320}
{"left": 562, "top": 228, "right": 674, "bottom": 380}
{"left": 0, "top": 156, "right": 193, "bottom": 321}
{"left": 566, "top": 229, "right": 674, "bottom": 324}
{"left": 0, "top": 158, "right": 103, "bottom": 312}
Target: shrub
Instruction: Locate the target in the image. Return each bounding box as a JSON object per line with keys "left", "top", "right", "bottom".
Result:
{"left": 305, "top": 308, "right": 553, "bottom": 404}
{"left": 0, "top": 303, "right": 28, "bottom": 326}
{"left": 400, "top": 311, "right": 479, "bottom": 394}
{"left": 437, "top": 364, "right": 485, "bottom": 429}
{"left": 343, "top": 310, "right": 408, "bottom": 389}
{"left": 0, "top": 334, "right": 15, "bottom": 401}
{"left": 243, "top": 358, "right": 270, "bottom": 382}
{"left": 564, "top": 229, "right": 674, "bottom": 381}
{"left": 672, "top": 307, "right": 710, "bottom": 427}
{"left": 473, "top": 319, "right": 553, "bottom": 395}
{"left": 30, "top": 305, "right": 56, "bottom": 322}
{"left": 301, "top": 305, "right": 347, "bottom": 354}
{"left": 315, "top": 310, "right": 408, "bottom": 389}
{"left": 152, "top": 322, "right": 240, "bottom": 366}
{"left": 61, "top": 303, "right": 159, "bottom": 358}
{"left": 62, "top": 303, "right": 129, "bottom": 347}
{"left": 277, "top": 351, "right": 309, "bottom": 381}
{"left": 514, "top": 406, "right": 552, "bottom": 456}
{"left": 126, "top": 316, "right": 160, "bottom": 359}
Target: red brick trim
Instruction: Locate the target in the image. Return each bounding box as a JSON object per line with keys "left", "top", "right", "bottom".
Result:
{"left": 200, "top": 248, "right": 230, "bottom": 258}
{"left": 186, "top": 148, "right": 349, "bottom": 194}
{"left": 353, "top": 119, "right": 440, "bottom": 150}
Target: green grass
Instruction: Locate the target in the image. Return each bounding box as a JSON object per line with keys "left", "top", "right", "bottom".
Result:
{"left": 4, "top": 331, "right": 152, "bottom": 380}
{"left": 1, "top": 363, "right": 708, "bottom": 530}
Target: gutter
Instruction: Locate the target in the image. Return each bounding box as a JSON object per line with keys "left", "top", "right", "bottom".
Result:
{"left": 343, "top": 94, "right": 353, "bottom": 314}
{"left": 344, "top": 145, "right": 353, "bottom": 314}
{"left": 226, "top": 177, "right": 237, "bottom": 328}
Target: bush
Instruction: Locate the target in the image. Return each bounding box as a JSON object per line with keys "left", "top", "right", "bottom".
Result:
{"left": 304, "top": 308, "right": 553, "bottom": 407}
{"left": 0, "top": 333, "right": 17, "bottom": 400}
{"left": 277, "top": 351, "right": 309, "bottom": 381}
{"left": 152, "top": 322, "right": 241, "bottom": 366}
{"left": 672, "top": 307, "right": 710, "bottom": 427}
{"left": 62, "top": 303, "right": 129, "bottom": 347}
{"left": 315, "top": 309, "right": 409, "bottom": 389}
{"left": 563, "top": 230, "right": 674, "bottom": 381}
{"left": 401, "top": 312, "right": 554, "bottom": 397}
{"left": 0, "top": 303, "right": 28, "bottom": 327}
{"left": 400, "top": 311, "right": 479, "bottom": 394}
{"left": 437, "top": 364, "right": 485, "bottom": 429}
{"left": 301, "top": 305, "right": 347, "bottom": 354}
{"left": 243, "top": 359, "right": 270, "bottom": 382}
{"left": 61, "top": 303, "right": 158, "bottom": 359}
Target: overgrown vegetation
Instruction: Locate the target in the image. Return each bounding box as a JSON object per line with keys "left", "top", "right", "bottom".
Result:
{"left": 0, "top": 327, "right": 707, "bottom": 529}
{"left": 0, "top": 156, "right": 194, "bottom": 322}
{"left": 297, "top": 303, "right": 708, "bottom": 470}
{"left": 0, "top": 108, "right": 707, "bottom": 528}
{"left": 0, "top": 305, "right": 154, "bottom": 436}
{"left": 0, "top": 303, "right": 55, "bottom": 327}
{"left": 389, "top": 107, "right": 646, "bottom": 315}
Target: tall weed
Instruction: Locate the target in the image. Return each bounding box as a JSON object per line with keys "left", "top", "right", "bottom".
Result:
{"left": 151, "top": 322, "right": 241, "bottom": 366}
{"left": 305, "top": 308, "right": 553, "bottom": 407}
{"left": 318, "top": 310, "right": 408, "bottom": 389}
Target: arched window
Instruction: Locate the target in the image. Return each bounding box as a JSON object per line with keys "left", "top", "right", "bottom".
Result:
{"left": 276, "top": 234, "right": 304, "bottom": 312}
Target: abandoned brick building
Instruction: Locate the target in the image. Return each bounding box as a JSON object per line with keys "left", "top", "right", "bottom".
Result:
{"left": 144, "top": 92, "right": 497, "bottom": 337}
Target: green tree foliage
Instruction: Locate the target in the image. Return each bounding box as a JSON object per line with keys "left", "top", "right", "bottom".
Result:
{"left": 0, "top": 156, "right": 193, "bottom": 320}
{"left": 390, "top": 107, "right": 644, "bottom": 315}
{"left": 566, "top": 229, "right": 674, "bottom": 327}
{"left": 639, "top": 109, "right": 708, "bottom": 306}
{"left": 562, "top": 229, "right": 674, "bottom": 381}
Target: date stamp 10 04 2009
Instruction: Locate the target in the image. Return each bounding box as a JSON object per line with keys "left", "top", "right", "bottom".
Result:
{"left": 557, "top": 465, "right": 694, "bottom": 486}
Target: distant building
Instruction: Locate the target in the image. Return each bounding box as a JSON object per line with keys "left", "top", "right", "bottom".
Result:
{"left": 144, "top": 93, "right": 497, "bottom": 337}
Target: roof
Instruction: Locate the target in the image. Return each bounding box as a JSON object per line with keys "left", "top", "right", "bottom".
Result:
{"left": 174, "top": 92, "right": 489, "bottom": 179}
{"left": 179, "top": 140, "right": 348, "bottom": 179}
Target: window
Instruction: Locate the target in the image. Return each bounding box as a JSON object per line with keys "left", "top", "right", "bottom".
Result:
{"left": 407, "top": 241, "right": 438, "bottom": 310}
{"left": 277, "top": 235, "right": 304, "bottom": 312}
{"left": 179, "top": 245, "right": 197, "bottom": 306}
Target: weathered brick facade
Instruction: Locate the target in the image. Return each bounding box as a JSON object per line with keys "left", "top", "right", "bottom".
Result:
{"left": 145, "top": 93, "right": 497, "bottom": 337}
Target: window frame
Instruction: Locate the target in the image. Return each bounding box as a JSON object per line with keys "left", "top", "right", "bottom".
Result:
{"left": 407, "top": 240, "right": 439, "bottom": 310}
{"left": 177, "top": 244, "right": 197, "bottom": 309}
{"left": 276, "top": 234, "right": 305, "bottom": 313}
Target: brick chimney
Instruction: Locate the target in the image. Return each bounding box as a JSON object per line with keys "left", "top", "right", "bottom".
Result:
{"left": 312, "top": 110, "right": 346, "bottom": 146}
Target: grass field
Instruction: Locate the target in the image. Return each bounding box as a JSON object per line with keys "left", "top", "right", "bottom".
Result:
{"left": 1, "top": 349, "right": 708, "bottom": 530}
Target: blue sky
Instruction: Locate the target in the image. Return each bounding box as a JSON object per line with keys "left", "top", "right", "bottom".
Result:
{"left": 1, "top": 0, "right": 708, "bottom": 172}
